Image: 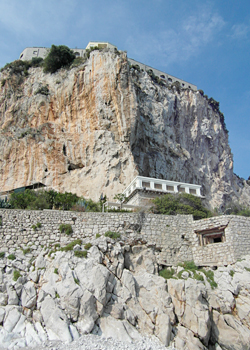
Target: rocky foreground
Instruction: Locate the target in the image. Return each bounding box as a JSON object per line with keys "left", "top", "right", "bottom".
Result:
{"left": 0, "top": 234, "right": 250, "bottom": 349}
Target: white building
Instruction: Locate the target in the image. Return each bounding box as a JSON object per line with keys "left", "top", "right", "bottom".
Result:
{"left": 122, "top": 176, "right": 203, "bottom": 206}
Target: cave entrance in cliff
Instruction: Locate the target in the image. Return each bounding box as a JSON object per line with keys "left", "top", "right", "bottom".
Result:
{"left": 195, "top": 226, "right": 227, "bottom": 246}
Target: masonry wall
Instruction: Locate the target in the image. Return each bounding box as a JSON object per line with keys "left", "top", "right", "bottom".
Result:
{"left": 0, "top": 209, "right": 250, "bottom": 266}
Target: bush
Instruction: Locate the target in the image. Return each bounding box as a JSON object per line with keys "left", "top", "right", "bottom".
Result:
{"left": 36, "top": 222, "right": 42, "bottom": 228}
{"left": 0, "top": 252, "right": 5, "bottom": 258}
{"left": 159, "top": 268, "right": 175, "bottom": 279}
{"left": 54, "top": 268, "right": 58, "bottom": 274}
{"left": 74, "top": 250, "right": 87, "bottom": 258}
{"left": 59, "top": 223, "right": 73, "bottom": 235}
{"left": 61, "top": 239, "right": 82, "bottom": 251}
{"left": 8, "top": 254, "right": 16, "bottom": 260}
{"left": 151, "top": 193, "right": 212, "bottom": 220}
{"left": 96, "top": 233, "right": 101, "bottom": 238}
{"left": 104, "top": 231, "right": 121, "bottom": 239}
{"left": 84, "top": 243, "right": 92, "bottom": 250}
{"left": 43, "top": 45, "right": 75, "bottom": 73}
{"left": 13, "top": 270, "right": 21, "bottom": 281}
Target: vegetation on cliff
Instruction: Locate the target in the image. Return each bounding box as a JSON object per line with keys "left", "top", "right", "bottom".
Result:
{"left": 43, "top": 45, "right": 76, "bottom": 73}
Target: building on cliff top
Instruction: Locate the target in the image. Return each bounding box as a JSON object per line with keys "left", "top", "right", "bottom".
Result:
{"left": 19, "top": 42, "right": 197, "bottom": 90}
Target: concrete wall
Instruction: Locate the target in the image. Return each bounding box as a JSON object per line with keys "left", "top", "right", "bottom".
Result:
{"left": 19, "top": 47, "right": 86, "bottom": 61}
{"left": 0, "top": 209, "right": 249, "bottom": 266}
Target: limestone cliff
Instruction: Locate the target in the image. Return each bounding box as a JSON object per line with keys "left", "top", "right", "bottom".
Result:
{"left": 0, "top": 50, "right": 249, "bottom": 208}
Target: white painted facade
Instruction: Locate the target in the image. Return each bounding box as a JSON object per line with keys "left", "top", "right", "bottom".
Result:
{"left": 86, "top": 42, "right": 117, "bottom": 50}
{"left": 123, "top": 176, "right": 202, "bottom": 206}
{"left": 19, "top": 47, "right": 86, "bottom": 61}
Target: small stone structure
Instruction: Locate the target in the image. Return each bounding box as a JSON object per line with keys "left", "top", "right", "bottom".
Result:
{"left": 19, "top": 42, "right": 197, "bottom": 91}
{"left": 123, "top": 176, "right": 203, "bottom": 206}
{"left": 0, "top": 209, "right": 249, "bottom": 266}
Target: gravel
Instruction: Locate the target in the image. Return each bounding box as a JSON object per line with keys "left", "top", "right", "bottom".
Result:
{"left": 18, "top": 334, "right": 177, "bottom": 350}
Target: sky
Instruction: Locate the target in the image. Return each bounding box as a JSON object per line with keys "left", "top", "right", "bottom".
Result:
{"left": 0, "top": 0, "right": 249, "bottom": 179}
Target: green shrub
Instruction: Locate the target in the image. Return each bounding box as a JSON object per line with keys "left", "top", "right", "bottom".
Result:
{"left": 229, "top": 270, "right": 235, "bottom": 277}
{"left": 0, "top": 252, "right": 5, "bottom": 258}
{"left": 54, "top": 268, "right": 58, "bottom": 274}
{"left": 59, "top": 223, "right": 73, "bottom": 235}
{"left": 8, "top": 254, "right": 16, "bottom": 260}
{"left": 104, "top": 231, "right": 121, "bottom": 239}
{"left": 61, "top": 239, "right": 82, "bottom": 251}
{"left": 179, "top": 261, "right": 198, "bottom": 271}
{"left": 54, "top": 243, "right": 60, "bottom": 249}
{"left": 74, "top": 250, "right": 87, "bottom": 258}
{"left": 84, "top": 243, "right": 92, "bottom": 250}
{"left": 13, "top": 270, "right": 21, "bottom": 281}
{"left": 245, "top": 267, "right": 250, "bottom": 272}
{"left": 151, "top": 193, "right": 212, "bottom": 220}
{"left": 55, "top": 292, "right": 60, "bottom": 298}
{"left": 43, "top": 45, "right": 75, "bottom": 73}
{"left": 159, "top": 268, "right": 175, "bottom": 279}
{"left": 1, "top": 79, "right": 6, "bottom": 87}
{"left": 96, "top": 233, "right": 101, "bottom": 238}
{"left": 32, "top": 224, "right": 37, "bottom": 231}
{"left": 36, "top": 222, "right": 42, "bottom": 228}
{"left": 22, "top": 248, "right": 31, "bottom": 255}
{"left": 74, "top": 278, "right": 80, "bottom": 284}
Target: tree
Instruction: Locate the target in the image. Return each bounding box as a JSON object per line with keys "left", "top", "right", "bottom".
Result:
{"left": 151, "top": 193, "right": 212, "bottom": 220}
{"left": 43, "top": 45, "right": 75, "bottom": 73}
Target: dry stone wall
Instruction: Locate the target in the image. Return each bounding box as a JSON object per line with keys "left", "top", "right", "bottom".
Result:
{"left": 0, "top": 209, "right": 250, "bottom": 266}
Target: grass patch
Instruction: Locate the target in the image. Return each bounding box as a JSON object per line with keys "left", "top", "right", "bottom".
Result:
{"left": 245, "top": 267, "right": 250, "bottom": 272}
{"left": 104, "top": 231, "right": 121, "bottom": 239}
{"left": 159, "top": 268, "right": 175, "bottom": 279}
{"left": 229, "top": 270, "right": 235, "bottom": 277}
{"left": 13, "top": 270, "right": 21, "bottom": 281}
{"left": 74, "top": 250, "right": 87, "bottom": 258}
{"left": 54, "top": 268, "right": 58, "bottom": 274}
{"left": 84, "top": 243, "right": 92, "bottom": 250}
{"left": 96, "top": 233, "right": 101, "bottom": 238}
{"left": 55, "top": 292, "right": 60, "bottom": 298}
{"left": 59, "top": 223, "right": 73, "bottom": 235}
{"left": 0, "top": 252, "right": 5, "bottom": 258}
{"left": 22, "top": 248, "right": 31, "bottom": 255}
{"left": 61, "top": 239, "right": 82, "bottom": 252}
{"left": 74, "top": 278, "right": 80, "bottom": 285}
{"left": 8, "top": 254, "right": 16, "bottom": 260}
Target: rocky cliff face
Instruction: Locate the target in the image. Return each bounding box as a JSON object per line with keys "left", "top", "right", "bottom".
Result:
{"left": 0, "top": 50, "right": 249, "bottom": 208}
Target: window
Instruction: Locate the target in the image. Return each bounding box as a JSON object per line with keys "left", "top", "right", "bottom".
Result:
{"left": 190, "top": 189, "right": 196, "bottom": 195}
{"left": 75, "top": 52, "right": 80, "bottom": 56}
{"left": 195, "top": 226, "right": 226, "bottom": 246}
{"left": 142, "top": 181, "right": 150, "bottom": 188}
{"left": 167, "top": 185, "right": 174, "bottom": 191}
{"left": 33, "top": 51, "right": 38, "bottom": 55}
{"left": 160, "top": 75, "right": 165, "bottom": 79}
{"left": 154, "top": 183, "right": 162, "bottom": 190}
{"left": 168, "top": 78, "right": 172, "bottom": 82}
{"left": 179, "top": 187, "right": 185, "bottom": 193}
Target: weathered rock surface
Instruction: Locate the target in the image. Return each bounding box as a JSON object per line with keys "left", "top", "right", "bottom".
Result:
{"left": 0, "top": 50, "right": 249, "bottom": 208}
{"left": 0, "top": 236, "right": 250, "bottom": 349}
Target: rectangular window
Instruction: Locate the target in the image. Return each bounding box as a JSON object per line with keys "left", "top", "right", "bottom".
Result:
{"left": 167, "top": 185, "right": 174, "bottom": 191}
{"left": 179, "top": 187, "right": 185, "bottom": 193}
{"left": 195, "top": 226, "right": 226, "bottom": 246}
{"left": 190, "top": 189, "right": 196, "bottom": 195}
{"left": 154, "top": 183, "right": 162, "bottom": 190}
{"left": 142, "top": 181, "right": 150, "bottom": 188}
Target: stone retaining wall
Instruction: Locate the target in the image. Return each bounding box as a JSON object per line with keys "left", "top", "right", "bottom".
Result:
{"left": 0, "top": 209, "right": 250, "bottom": 266}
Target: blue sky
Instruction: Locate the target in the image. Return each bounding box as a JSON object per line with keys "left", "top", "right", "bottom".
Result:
{"left": 0, "top": 0, "right": 249, "bottom": 179}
